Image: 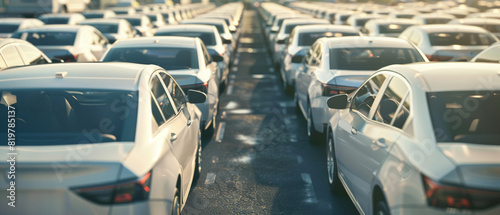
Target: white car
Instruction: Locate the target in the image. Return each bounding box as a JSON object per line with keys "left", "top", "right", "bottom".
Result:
{"left": 399, "top": 24, "right": 499, "bottom": 61}
{"left": 79, "top": 19, "right": 137, "bottom": 44}
{"left": 101, "top": 37, "right": 220, "bottom": 134}
{"left": 0, "top": 62, "right": 206, "bottom": 215}
{"left": 471, "top": 42, "right": 500, "bottom": 62}
{"left": 0, "top": 38, "right": 52, "bottom": 69}
{"left": 113, "top": 14, "right": 155, "bottom": 37}
{"left": 280, "top": 24, "right": 361, "bottom": 93}
{"left": 295, "top": 36, "right": 427, "bottom": 142}
{"left": 155, "top": 25, "right": 230, "bottom": 88}
{"left": 0, "top": 18, "right": 44, "bottom": 38}
{"left": 181, "top": 19, "right": 236, "bottom": 56}
{"left": 12, "top": 25, "right": 110, "bottom": 62}
{"left": 363, "top": 18, "right": 421, "bottom": 37}
{"left": 326, "top": 62, "right": 500, "bottom": 215}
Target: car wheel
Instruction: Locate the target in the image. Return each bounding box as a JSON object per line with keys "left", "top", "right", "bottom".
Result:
{"left": 374, "top": 199, "right": 390, "bottom": 215}
{"left": 171, "top": 188, "right": 181, "bottom": 215}
{"left": 327, "top": 131, "right": 342, "bottom": 193}
{"left": 307, "top": 103, "right": 322, "bottom": 143}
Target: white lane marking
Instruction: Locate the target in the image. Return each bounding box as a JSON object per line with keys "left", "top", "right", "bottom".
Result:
{"left": 226, "top": 79, "right": 235, "bottom": 95}
{"left": 297, "top": 156, "right": 303, "bottom": 164}
{"left": 239, "top": 38, "right": 254, "bottom": 43}
{"left": 205, "top": 173, "right": 216, "bottom": 185}
{"left": 236, "top": 134, "right": 257, "bottom": 145}
{"left": 252, "top": 74, "right": 275, "bottom": 79}
{"left": 216, "top": 122, "right": 226, "bottom": 142}
{"left": 225, "top": 101, "right": 238, "bottom": 109}
{"left": 231, "top": 154, "right": 254, "bottom": 164}
{"left": 227, "top": 109, "right": 253, "bottom": 114}
{"left": 230, "top": 74, "right": 236, "bottom": 79}
{"left": 301, "top": 173, "right": 318, "bottom": 203}
{"left": 232, "top": 67, "right": 238, "bottom": 72}
{"left": 234, "top": 58, "right": 239, "bottom": 65}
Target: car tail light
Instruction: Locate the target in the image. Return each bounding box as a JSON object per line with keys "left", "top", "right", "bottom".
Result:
{"left": 426, "top": 54, "right": 453, "bottom": 61}
{"left": 181, "top": 82, "right": 208, "bottom": 95}
{"left": 72, "top": 172, "right": 152, "bottom": 204}
{"left": 422, "top": 175, "right": 500, "bottom": 209}
{"left": 322, "top": 83, "right": 357, "bottom": 97}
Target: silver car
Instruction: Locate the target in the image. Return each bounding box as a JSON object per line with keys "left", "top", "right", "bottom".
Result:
{"left": 12, "top": 25, "right": 110, "bottom": 62}
{"left": 0, "top": 18, "right": 44, "bottom": 38}
{"left": 79, "top": 19, "right": 137, "bottom": 44}
{"left": 326, "top": 62, "right": 500, "bottom": 215}
{"left": 295, "top": 36, "right": 427, "bottom": 142}
{"left": 101, "top": 37, "right": 220, "bottom": 134}
{"left": 0, "top": 62, "right": 205, "bottom": 215}
{"left": 0, "top": 38, "right": 51, "bottom": 69}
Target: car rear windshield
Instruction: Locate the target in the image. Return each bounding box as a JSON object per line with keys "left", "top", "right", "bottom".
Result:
{"left": 11, "top": 31, "right": 77, "bottom": 46}
{"left": 378, "top": 24, "right": 414, "bottom": 34}
{"left": 124, "top": 18, "right": 141, "bottom": 26}
{"left": 0, "top": 24, "right": 20, "bottom": 33}
{"left": 102, "top": 47, "right": 199, "bottom": 70}
{"left": 427, "top": 91, "right": 500, "bottom": 145}
{"left": 330, "top": 47, "right": 425, "bottom": 70}
{"left": 155, "top": 31, "right": 216, "bottom": 46}
{"left": 0, "top": 90, "right": 138, "bottom": 145}
{"left": 40, "top": 17, "right": 70, "bottom": 24}
{"left": 428, "top": 32, "right": 496, "bottom": 46}
{"left": 186, "top": 22, "right": 224, "bottom": 35}
{"left": 85, "top": 23, "right": 119, "bottom": 33}
{"left": 298, "top": 31, "right": 359, "bottom": 46}
{"left": 83, "top": 14, "right": 104, "bottom": 19}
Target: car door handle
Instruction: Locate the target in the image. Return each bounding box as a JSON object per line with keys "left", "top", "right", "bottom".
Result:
{"left": 351, "top": 128, "right": 357, "bottom": 135}
{"left": 374, "top": 138, "right": 387, "bottom": 148}
{"left": 170, "top": 133, "right": 178, "bottom": 142}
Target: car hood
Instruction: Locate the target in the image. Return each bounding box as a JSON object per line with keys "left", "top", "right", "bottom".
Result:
{"left": 438, "top": 143, "right": 500, "bottom": 190}
{"left": 328, "top": 70, "right": 375, "bottom": 88}
{"left": 0, "top": 143, "right": 134, "bottom": 188}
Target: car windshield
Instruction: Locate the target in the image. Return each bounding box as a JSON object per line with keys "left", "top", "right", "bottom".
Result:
{"left": 102, "top": 47, "right": 199, "bottom": 70}
{"left": 40, "top": 17, "right": 69, "bottom": 24}
{"left": 0, "top": 90, "right": 138, "bottom": 145}
{"left": 298, "top": 31, "right": 359, "bottom": 46}
{"left": 11, "top": 31, "right": 77, "bottom": 46}
{"left": 330, "top": 47, "right": 425, "bottom": 70}
{"left": 155, "top": 31, "right": 216, "bottom": 46}
{"left": 428, "top": 32, "right": 496, "bottom": 46}
{"left": 427, "top": 91, "right": 500, "bottom": 145}
{"left": 0, "top": 24, "right": 20, "bottom": 33}
{"left": 84, "top": 23, "right": 119, "bottom": 33}
{"left": 378, "top": 24, "right": 414, "bottom": 34}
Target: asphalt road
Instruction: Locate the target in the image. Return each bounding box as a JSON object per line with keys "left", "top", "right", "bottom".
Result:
{"left": 183, "top": 7, "right": 359, "bottom": 215}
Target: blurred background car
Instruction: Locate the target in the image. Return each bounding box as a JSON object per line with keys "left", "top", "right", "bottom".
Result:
{"left": 471, "top": 42, "right": 500, "bottom": 62}
{"left": 412, "top": 13, "right": 456, "bottom": 25}
{"left": 81, "top": 10, "right": 117, "bottom": 19}
{"left": 399, "top": 24, "right": 499, "bottom": 61}
{"left": 325, "top": 62, "right": 500, "bottom": 215}
{"left": 112, "top": 14, "right": 154, "bottom": 37}
{"left": 0, "top": 18, "right": 44, "bottom": 38}
{"left": 12, "top": 25, "right": 110, "bottom": 62}
{"left": 449, "top": 18, "right": 500, "bottom": 39}
{"left": 79, "top": 19, "right": 137, "bottom": 44}
{"left": 0, "top": 38, "right": 52, "bottom": 70}
{"left": 363, "top": 18, "right": 421, "bottom": 37}
{"left": 101, "top": 37, "right": 220, "bottom": 135}
{"left": 38, "top": 13, "right": 86, "bottom": 25}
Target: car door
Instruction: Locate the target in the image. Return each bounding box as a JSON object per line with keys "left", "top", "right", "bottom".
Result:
{"left": 334, "top": 73, "right": 389, "bottom": 210}
{"left": 296, "top": 42, "right": 320, "bottom": 114}
{"left": 351, "top": 75, "right": 412, "bottom": 212}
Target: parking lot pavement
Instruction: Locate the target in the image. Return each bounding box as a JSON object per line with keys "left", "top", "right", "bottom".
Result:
{"left": 183, "top": 8, "right": 358, "bottom": 215}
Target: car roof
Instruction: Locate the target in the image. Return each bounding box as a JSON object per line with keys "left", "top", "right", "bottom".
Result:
{"left": 324, "top": 36, "right": 414, "bottom": 49}
{"left": 451, "top": 18, "right": 500, "bottom": 24}
{"left": 367, "top": 18, "right": 421, "bottom": 25}
{"left": 0, "top": 63, "right": 152, "bottom": 91}
{"left": 156, "top": 24, "right": 215, "bottom": 33}
{"left": 410, "top": 24, "right": 489, "bottom": 33}
{"left": 0, "top": 18, "right": 35, "bottom": 24}
{"left": 382, "top": 62, "right": 500, "bottom": 92}
{"left": 294, "top": 24, "right": 359, "bottom": 33}
{"left": 112, "top": 36, "right": 198, "bottom": 48}
{"left": 80, "top": 19, "right": 122, "bottom": 24}
{"left": 15, "top": 25, "right": 86, "bottom": 32}
{"left": 39, "top": 13, "right": 81, "bottom": 18}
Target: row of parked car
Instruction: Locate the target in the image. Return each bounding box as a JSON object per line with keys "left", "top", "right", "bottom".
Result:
{"left": 0, "top": 2, "right": 244, "bottom": 215}
{"left": 257, "top": 1, "right": 500, "bottom": 215}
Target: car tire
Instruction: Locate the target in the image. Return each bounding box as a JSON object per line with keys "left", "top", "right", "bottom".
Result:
{"left": 374, "top": 199, "right": 390, "bottom": 215}
{"left": 171, "top": 188, "right": 181, "bottom": 215}
{"left": 307, "top": 102, "right": 322, "bottom": 143}
{"left": 327, "top": 131, "right": 343, "bottom": 193}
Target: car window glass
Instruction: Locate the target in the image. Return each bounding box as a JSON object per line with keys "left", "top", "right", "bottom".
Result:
{"left": 374, "top": 76, "right": 410, "bottom": 129}
{"left": 351, "top": 74, "right": 388, "bottom": 118}
{"left": 150, "top": 74, "right": 175, "bottom": 125}
{"left": 1, "top": 45, "right": 24, "bottom": 67}
{"left": 474, "top": 46, "right": 500, "bottom": 62}
{"left": 17, "top": 44, "right": 49, "bottom": 65}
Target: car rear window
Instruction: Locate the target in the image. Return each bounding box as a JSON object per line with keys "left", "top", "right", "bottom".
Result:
{"left": 83, "top": 13, "right": 104, "bottom": 19}
{"left": 84, "top": 23, "right": 119, "bottom": 33}
{"left": 427, "top": 91, "right": 500, "bottom": 145}
{"left": 40, "top": 17, "right": 70, "bottom": 25}
{"left": 11, "top": 31, "right": 77, "bottom": 46}
{"left": 0, "top": 24, "right": 20, "bottom": 33}
{"left": 155, "top": 31, "right": 216, "bottom": 46}
{"left": 102, "top": 47, "right": 199, "bottom": 70}
{"left": 428, "top": 32, "right": 496, "bottom": 46}
{"left": 425, "top": 18, "right": 452, "bottom": 24}
{"left": 330, "top": 47, "right": 425, "bottom": 70}
{"left": 0, "top": 90, "right": 138, "bottom": 145}
{"left": 298, "top": 31, "right": 359, "bottom": 46}
{"left": 124, "top": 18, "right": 141, "bottom": 26}
{"left": 378, "top": 24, "right": 414, "bottom": 34}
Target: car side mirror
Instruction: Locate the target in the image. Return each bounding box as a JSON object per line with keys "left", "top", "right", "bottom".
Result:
{"left": 211, "top": 54, "right": 223, "bottom": 62}
{"left": 327, "top": 94, "right": 348, "bottom": 109}
{"left": 188, "top": 90, "right": 207, "bottom": 103}
{"left": 51, "top": 58, "right": 64, "bottom": 63}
